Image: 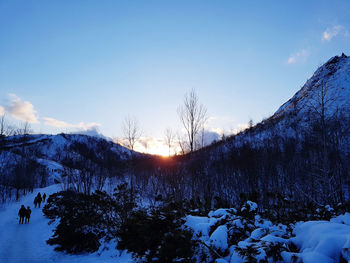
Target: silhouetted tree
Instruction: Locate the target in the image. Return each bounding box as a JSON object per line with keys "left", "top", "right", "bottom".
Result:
{"left": 178, "top": 89, "right": 207, "bottom": 153}
{"left": 122, "top": 115, "right": 141, "bottom": 151}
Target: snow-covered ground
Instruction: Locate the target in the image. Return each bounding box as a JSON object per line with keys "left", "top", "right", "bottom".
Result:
{"left": 2, "top": 186, "right": 350, "bottom": 262}
{"left": 0, "top": 185, "right": 133, "bottom": 263}
{"left": 185, "top": 204, "right": 350, "bottom": 263}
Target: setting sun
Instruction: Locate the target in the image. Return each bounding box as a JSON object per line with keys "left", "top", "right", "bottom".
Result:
{"left": 134, "top": 137, "right": 176, "bottom": 157}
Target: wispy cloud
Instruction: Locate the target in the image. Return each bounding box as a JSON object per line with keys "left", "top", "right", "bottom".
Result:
{"left": 0, "top": 106, "right": 4, "bottom": 116}
{"left": 323, "top": 25, "right": 348, "bottom": 41}
{"left": 43, "top": 117, "right": 100, "bottom": 131}
{"left": 43, "top": 117, "right": 72, "bottom": 128}
{"left": 287, "top": 49, "right": 309, "bottom": 64}
{"left": 6, "top": 94, "right": 39, "bottom": 123}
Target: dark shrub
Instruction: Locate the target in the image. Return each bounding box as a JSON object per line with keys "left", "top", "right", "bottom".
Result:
{"left": 43, "top": 190, "right": 117, "bottom": 253}
{"left": 117, "top": 201, "right": 196, "bottom": 263}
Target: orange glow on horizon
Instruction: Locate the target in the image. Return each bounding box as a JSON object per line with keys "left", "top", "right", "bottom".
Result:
{"left": 116, "top": 136, "right": 179, "bottom": 157}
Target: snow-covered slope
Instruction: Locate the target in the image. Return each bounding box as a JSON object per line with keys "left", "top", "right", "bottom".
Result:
{"left": 0, "top": 133, "right": 133, "bottom": 185}
{"left": 273, "top": 53, "right": 350, "bottom": 121}
{"left": 2, "top": 133, "right": 132, "bottom": 160}
{"left": 273, "top": 54, "right": 348, "bottom": 122}
{"left": 201, "top": 53, "right": 350, "bottom": 153}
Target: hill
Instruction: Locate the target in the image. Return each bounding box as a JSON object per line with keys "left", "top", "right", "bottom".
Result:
{"left": 0, "top": 133, "right": 133, "bottom": 200}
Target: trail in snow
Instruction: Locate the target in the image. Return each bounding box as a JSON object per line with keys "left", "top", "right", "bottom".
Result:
{"left": 0, "top": 185, "right": 133, "bottom": 263}
{"left": 0, "top": 185, "right": 59, "bottom": 263}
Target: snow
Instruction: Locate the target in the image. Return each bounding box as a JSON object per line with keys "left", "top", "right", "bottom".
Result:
{"left": 36, "top": 159, "right": 64, "bottom": 184}
{"left": 209, "top": 225, "right": 228, "bottom": 251}
{"left": 0, "top": 184, "right": 133, "bottom": 263}
{"left": 260, "top": 234, "right": 288, "bottom": 244}
{"left": 330, "top": 212, "right": 350, "bottom": 225}
{"left": 274, "top": 54, "right": 350, "bottom": 120}
{"left": 208, "top": 208, "right": 236, "bottom": 218}
{"left": 186, "top": 206, "right": 350, "bottom": 262}
{"left": 250, "top": 228, "right": 267, "bottom": 240}
{"left": 291, "top": 220, "right": 350, "bottom": 262}
{"left": 229, "top": 249, "right": 244, "bottom": 263}
{"left": 241, "top": 201, "right": 258, "bottom": 212}
{"left": 3, "top": 188, "right": 350, "bottom": 263}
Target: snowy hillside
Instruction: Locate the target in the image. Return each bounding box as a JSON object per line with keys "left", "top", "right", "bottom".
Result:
{"left": 273, "top": 53, "right": 350, "bottom": 121}
{"left": 201, "top": 53, "right": 350, "bottom": 151}
{"left": 2, "top": 133, "right": 132, "bottom": 161}
{"left": 163, "top": 54, "right": 350, "bottom": 218}
{"left": 0, "top": 133, "right": 133, "bottom": 189}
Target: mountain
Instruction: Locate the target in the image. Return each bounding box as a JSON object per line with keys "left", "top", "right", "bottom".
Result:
{"left": 171, "top": 53, "right": 350, "bottom": 208}
{"left": 273, "top": 53, "right": 350, "bottom": 121}
{"left": 212, "top": 53, "right": 350, "bottom": 149}
{"left": 1, "top": 54, "right": 349, "bottom": 205}
{"left": 0, "top": 133, "right": 132, "bottom": 187}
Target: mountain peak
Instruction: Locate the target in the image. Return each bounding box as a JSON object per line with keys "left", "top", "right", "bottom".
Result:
{"left": 273, "top": 53, "right": 350, "bottom": 120}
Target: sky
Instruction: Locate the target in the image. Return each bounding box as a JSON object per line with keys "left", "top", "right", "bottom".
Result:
{"left": 1, "top": 0, "right": 350, "bottom": 155}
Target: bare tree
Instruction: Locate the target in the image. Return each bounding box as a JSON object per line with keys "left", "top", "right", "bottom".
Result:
{"left": 0, "top": 115, "right": 16, "bottom": 137}
{"left": 14, "top": 121, "right": 32, "bottom": 136}
{"left": 0, "top": 115, "right": 6, "bottom": 137}
{"left": 122, "top": 115, "right": 141, "bottom": 151}
{"left": 22, "top": 121, "right": 32, "bottom": 135}
{"left": 178, "top": 89, "right": 208, "bottom": 153}
{"left": 164, "top": 128, "right": 174, "bottom": 156}
{"left": 307, "top": 82, "right": 341, "bottom": 204}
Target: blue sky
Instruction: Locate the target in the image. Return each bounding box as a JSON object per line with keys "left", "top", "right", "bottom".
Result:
{"left": 0, "top": 0, "right": 350, "bottom": 146}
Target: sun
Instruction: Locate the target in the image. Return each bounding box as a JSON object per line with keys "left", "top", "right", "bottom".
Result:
{"left": 146, "top": 145, "right": 171, "bottom": 157}
{"left": 133, "top": 137, "right": 175, "bottom": 157}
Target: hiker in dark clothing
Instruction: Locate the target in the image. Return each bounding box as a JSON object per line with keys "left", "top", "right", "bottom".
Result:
{"left": 42, "top": 193, "right": 46, "bottom": 203}
{"left": 34, "top": 196, "right": 38, "bottom": 208}
{"left": 25, "top": 206, "right": 31, "bottom": 224}
{"left": 18, "top": 205, "right": 26, "bottom": 224}
{"left": 36, "top": 193, "right": 42, "bottom": 208}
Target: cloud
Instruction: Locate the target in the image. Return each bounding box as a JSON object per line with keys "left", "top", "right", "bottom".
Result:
{"left": 44, "top": 117, "right": 100, "bottom": 131}
{"left": 0, "top": 106, "right": 4, "bottom": 116}
{"left": 287, "top": 49, "right": 309, "bottom": 64}
{"left": 201, "top": 130, "right": 220, "bottom": 144}
{"left": 72, "top": 125, "right": 105, "bottom": 139}
{"left": 43, "top": 117, "right": 72, "bottom": 128}
{"left": 323, "top": 25, "right": 348, "bottom": 41}
{"left": 6, "top": 94, "right": 39, "bottom": 123}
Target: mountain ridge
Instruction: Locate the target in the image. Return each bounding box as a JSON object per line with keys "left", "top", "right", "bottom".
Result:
{"left": 273, "top": 53, "right": 350, "bottom": 120}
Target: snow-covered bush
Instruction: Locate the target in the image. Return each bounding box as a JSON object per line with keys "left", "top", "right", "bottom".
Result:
{"left": 186, "top": 201, "right": 297, "bottom": 262}
{"left": 44, "top": 189, "right": 123, "bottom": 253}
{"left": 116, "top": 199, "right": 196, "bottom": 262}
{"left": 43, "top": 184, "right": 139, "bottom": 254}
{"left": 43, "top": 190, "right": 118, "bottom": 253}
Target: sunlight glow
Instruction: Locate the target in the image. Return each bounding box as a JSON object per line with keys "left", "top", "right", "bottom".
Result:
{"left": 116, "top": 136, "right": 179, "bottom": 157}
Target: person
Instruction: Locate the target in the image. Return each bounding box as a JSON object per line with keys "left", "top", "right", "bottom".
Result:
{"left": 36, "top": 193, "right": 43, "bottom": 208}
{"left": 25, "top": 206, "right": 31, "bottom": 224}
{"left": 43, "top": 193, "right": 47, "bottom": 203}
{"left": 34, "top": 196, "right": 38, "bottom": 208}
{"left": 18, "top": 205, "right": 26, "bottom": 224}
